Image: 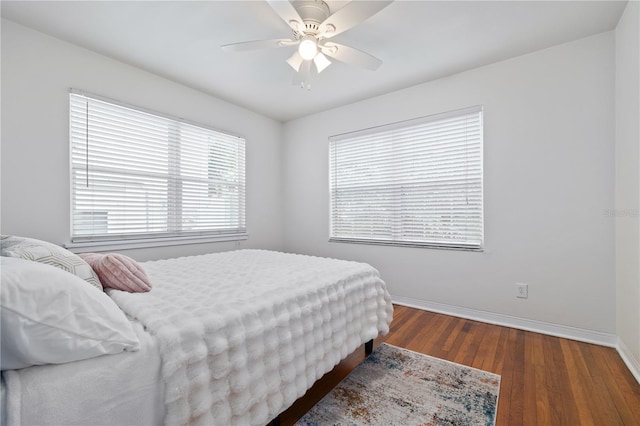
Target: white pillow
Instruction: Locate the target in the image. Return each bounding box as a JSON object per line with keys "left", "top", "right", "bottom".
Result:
{"left": 0, "top": 257, "right": 140, "bottom": 370}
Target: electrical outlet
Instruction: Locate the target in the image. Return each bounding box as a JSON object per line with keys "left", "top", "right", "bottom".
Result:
{"left": 516, "top": 283, "right": 528, "bottom": 299}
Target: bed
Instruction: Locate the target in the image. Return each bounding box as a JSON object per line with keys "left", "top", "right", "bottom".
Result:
{"left": 1, "top": 248, "right": 393, "bottom": 425}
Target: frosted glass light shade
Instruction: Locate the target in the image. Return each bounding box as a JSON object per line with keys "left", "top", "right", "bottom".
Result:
{"left": 313, "top": 53, "right": 331, "bottom": 73}
{"left": 298, "top": 36, "right": 318, "bottom": 60}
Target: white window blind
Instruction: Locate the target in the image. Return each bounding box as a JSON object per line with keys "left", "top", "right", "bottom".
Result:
{"left": 329, "top": 106, "right": 483, "bottom": 250}
{"left": 69, "top": 91, "right": 246, "bottom": 244}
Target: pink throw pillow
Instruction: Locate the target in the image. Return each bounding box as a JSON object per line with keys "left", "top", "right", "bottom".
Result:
{"left": 79, "top": 253, "right": 152, "bottom": 293}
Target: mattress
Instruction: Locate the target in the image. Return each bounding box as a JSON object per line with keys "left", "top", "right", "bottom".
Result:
{"left": 1, "top": 249, "right": 393, "bottom": 426}
{"left": 1, "top": 319, "right": 164, "bottom": 425}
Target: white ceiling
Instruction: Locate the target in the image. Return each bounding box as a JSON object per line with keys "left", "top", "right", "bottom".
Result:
{"left": 1, "top": 0, "right": 627, "bottom": 122}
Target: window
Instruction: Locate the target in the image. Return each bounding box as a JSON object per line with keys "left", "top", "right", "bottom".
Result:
{"left": 329, "top": 106, "right": 483, "bottom": 250}
{"left": 69, "top": 91, "right": 246, "bottom": 247}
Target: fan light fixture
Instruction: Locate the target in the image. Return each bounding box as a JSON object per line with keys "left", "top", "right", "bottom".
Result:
{"left": 298, "top": 35, "right": 318, "bottom": 60}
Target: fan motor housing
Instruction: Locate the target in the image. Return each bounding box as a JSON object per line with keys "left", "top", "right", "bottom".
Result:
{"left": 293, "top": 0, "right": 330, "bottom": 34}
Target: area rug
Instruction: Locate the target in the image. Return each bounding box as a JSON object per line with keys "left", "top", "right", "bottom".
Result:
{"left": 295, "top": 343, "right": 500, "bottom": 426}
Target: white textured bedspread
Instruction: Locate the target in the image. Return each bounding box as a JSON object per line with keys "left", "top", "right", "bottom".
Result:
{"left": 109, "top": 249, "right": 393, "bottom": 426}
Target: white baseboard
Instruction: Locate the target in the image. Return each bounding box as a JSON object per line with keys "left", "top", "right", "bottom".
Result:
{"left": 617, "top": 337, "right": 640, "bottom": 384}
{"left": 391, "top": 295, "right": 618, "bottom": 347}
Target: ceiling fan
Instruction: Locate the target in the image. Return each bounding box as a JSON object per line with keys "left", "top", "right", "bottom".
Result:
{"left": 221, "top": 0, "right": 393, "bottom": 90}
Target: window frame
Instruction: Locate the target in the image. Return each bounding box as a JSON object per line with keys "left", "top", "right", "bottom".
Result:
{"left": 328, "top": 106, "right": 484, "bottom": 251}
{"left": 66, "top": 89, "right": 247, "bottom": 252}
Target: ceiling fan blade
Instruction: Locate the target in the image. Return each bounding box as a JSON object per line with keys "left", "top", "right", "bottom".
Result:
{"left": 318, "top": 0, "right": 393, "bottom": 38}
{"left": 265, "top": 0, "right": 305, "bottom": 33}
{"left": 287, "top": 51, "right": 303, "bottom": 71}
{"left": 221, "top": 38, "right": 296, "bottom": 52}
{"left": 321, "top": 42, "right": 382, "bottom": 71}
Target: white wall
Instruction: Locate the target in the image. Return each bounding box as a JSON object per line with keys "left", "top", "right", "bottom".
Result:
{"left": 283, "top": 33, "right": 616, "bottom": 335}
{"left": 615, "top": 0, "right": 640, "bottom": 378}
{"left": 0, "top": 19, "right": 284, "bottom": 260}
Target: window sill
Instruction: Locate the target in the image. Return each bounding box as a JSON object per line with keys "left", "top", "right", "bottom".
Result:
{"left": 328, "top": 237, "right": 484, "bottom": 252}
{"left": 65, "top": 233, "right": 248, "bottom": 253}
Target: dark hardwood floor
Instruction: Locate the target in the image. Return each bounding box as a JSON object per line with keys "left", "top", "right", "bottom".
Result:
{"left": 279, "top": 305, "right": 640, "bottom": 425}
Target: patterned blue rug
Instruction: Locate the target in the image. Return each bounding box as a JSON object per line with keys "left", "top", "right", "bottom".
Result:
{"left": 296, "top": 343, "right": 500, "bottom": 426}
